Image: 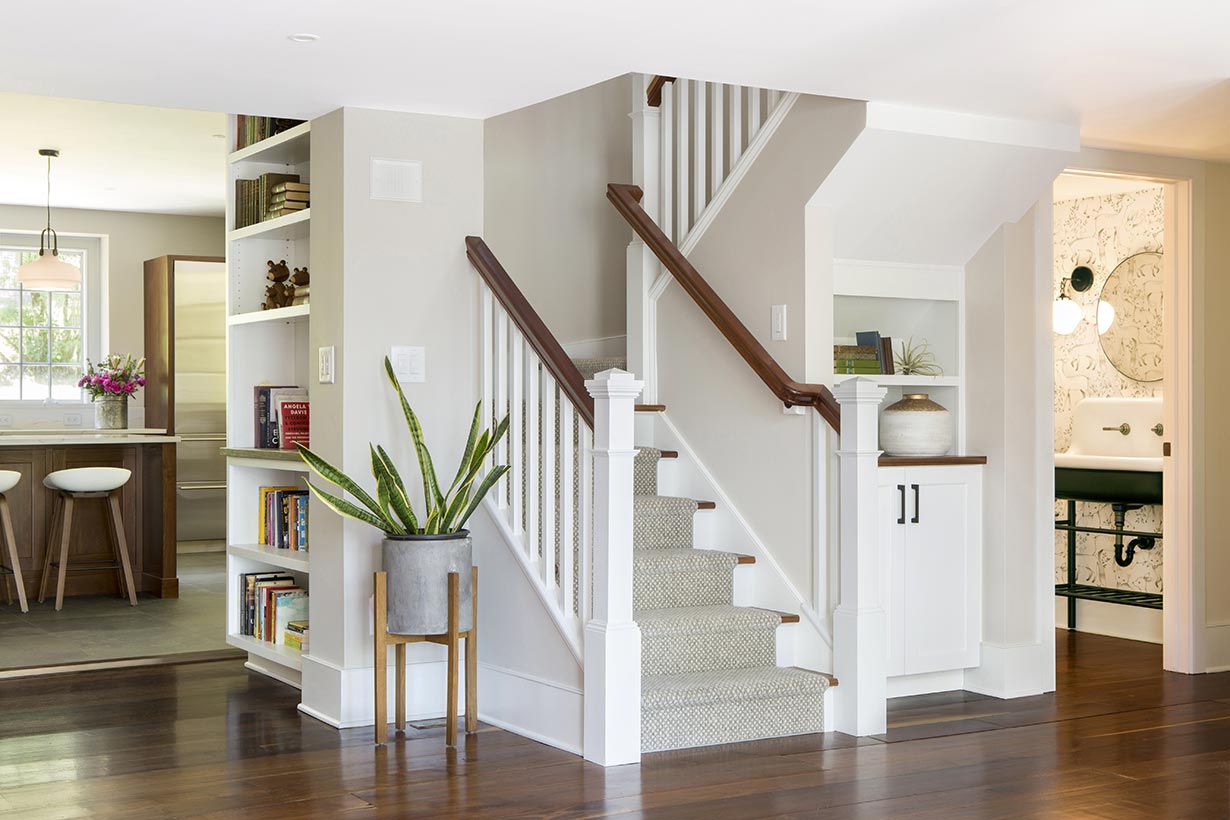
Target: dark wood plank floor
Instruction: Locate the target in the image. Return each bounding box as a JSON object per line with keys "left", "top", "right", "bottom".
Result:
{"left": 1, "top": 631, "right": 1227, "bottom": 819}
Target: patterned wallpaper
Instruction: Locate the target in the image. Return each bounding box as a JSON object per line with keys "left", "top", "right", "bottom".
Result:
{"left": 1053, "top": 186, "right": 1164, "bottom": 593}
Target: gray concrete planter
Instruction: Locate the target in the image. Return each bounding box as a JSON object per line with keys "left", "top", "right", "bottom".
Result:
{"left": 381, "top": 531, "right": 473, "bottom": 636}
{"left": 95, "top": 395, "right": 129, "bottom": 429}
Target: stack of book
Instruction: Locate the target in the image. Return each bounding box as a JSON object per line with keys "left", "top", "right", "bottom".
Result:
{"left": 834, "top": 332, "right": 896, "bottom": 374}
{"left": 253, "top": 385, "right": 308, "bottom": 449}
{"left": 233, "top": 173, "right": 304, "bottom": 229}
{"left": 284, "top": 620, "right": 309, "bottom": 651}
{"left": 234, "top": 178, "right": 258, "bottom": 229}
{"left": 260, "top": 485, "right": 310, "bottom": 551}
{"left": 266, "top": 181, "right": 310, "bottom": 220}
{"left": 238, "top": 572, "right": 307, "bottom": 645}
{"left": 235, "top": 115, "right": 306, "bottom": 151}
{"left": 291, "top": 284, "right": 310, "bottom": 307}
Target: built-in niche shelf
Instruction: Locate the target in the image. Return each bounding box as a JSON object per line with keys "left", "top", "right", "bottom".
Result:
{"left": 228, "top": 121, "right": 311, "bottom": 166}
{"left": 227, "top": 542, "right": 310, "bottom": 573}
{"left": 226, "top": 209, "right": 310, "bottom": 243}
{"left": 228, "top": 304, "right": 310, "bottom": 326}
{"left": 834, "top": 374, "right": 962, "bottom": 387}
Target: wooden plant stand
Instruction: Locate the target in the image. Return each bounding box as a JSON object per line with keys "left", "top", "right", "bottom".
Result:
{"left": 373, "top": 567, "right": 477, "bottom": 747}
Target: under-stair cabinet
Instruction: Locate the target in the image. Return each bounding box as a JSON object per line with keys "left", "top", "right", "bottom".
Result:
{"left": 877, "top": 458, "right": 985, "bottom": 696}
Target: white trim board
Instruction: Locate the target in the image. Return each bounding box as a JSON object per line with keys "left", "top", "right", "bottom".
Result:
{"left": 864, "top": 103, "right": 1080, "bottom": 153}
{"left": 833, "top": 259, "right": 964, "bottom": 301}
{"left": 478, "top": 662, "right": 584, "bottom": 755}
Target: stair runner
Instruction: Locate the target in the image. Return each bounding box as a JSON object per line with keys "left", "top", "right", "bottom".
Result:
{"left": 573, "top": 357, "right": 829, "bottom": 753}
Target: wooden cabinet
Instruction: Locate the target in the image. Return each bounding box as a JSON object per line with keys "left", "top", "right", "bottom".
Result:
{"left": 878, "top": 464, "right": 982, "bottom": 677}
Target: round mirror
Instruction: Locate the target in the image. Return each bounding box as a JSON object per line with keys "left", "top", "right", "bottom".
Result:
{"left": 1098, "top": 251, "right": 1163, "bottom": 382}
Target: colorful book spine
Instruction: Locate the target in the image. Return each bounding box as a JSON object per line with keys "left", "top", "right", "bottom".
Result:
{"left": 279, "top": 400, "right": 310, "bottom": 450}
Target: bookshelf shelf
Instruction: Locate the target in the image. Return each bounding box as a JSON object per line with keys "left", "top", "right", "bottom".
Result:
{"left": 228, "top": 543, "right": 310, "bottom": 573}
{"left": 223, "top": 448, "right": 310, "bottom": 473}
{"left": 228, "top": 304, "right": 310, "bottom": 326}
{"left": 227, "top": 209, "right": 310, "bottom": 242}
{"left": 833, "top": 374, "right": 962, "bottom": 387}
{"left": 226, "top": 633, "right": 304, "bottom": 670}
{"left": 229, "top": 121, "right": 311, "bottom": 166}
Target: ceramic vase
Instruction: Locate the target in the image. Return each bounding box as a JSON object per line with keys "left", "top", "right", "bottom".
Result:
{"left": 381, "top": 531, "right": 473, "bottom": 635}
{"left": 95, "top": 395, "right": 129, "bottom": 430}
{"left": 879, "top": 393, "right": 952, "bottom": 457}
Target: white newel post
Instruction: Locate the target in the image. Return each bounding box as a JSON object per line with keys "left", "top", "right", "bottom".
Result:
{"left": 627, "top": 74, "right": 660, "bottom": 402}
{"left": 831, "top": 377, "right": 888, "bottom": 735}
{"left": 583, "top": 369, "right": 644, "bottom": 765}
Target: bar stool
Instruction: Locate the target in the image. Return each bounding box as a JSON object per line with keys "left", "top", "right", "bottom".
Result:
{"left": 0, "top": 471, "right": 27, "bottom": 613}
{"left": 38, "top": 467, "right": 138, "bottom": 611}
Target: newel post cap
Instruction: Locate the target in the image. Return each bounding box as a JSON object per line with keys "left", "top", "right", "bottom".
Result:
{"left": 832, "top": 377, "right": 888, "bottom": 405}
{"left": 585, "top": 368, "right": 644, "bottom": 400}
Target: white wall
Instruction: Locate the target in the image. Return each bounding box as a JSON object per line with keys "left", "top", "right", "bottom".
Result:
{"left": 484, "top": 75, "right": 632, "bottom": 347}
{"left": 0, "top": 204, "right": 224, "bottom": 357}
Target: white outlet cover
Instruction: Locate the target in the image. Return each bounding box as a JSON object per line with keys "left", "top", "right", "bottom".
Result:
{"left": 318, "top": 346, "right": 335, "bottom": 384}
{"left": 63, "top": 413, "right": 83, "bottom": 426}
{"left": 391, "top": 345, "right": 425, "bottom": 383}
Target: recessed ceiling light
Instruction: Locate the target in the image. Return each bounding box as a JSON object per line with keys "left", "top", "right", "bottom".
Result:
{"left": 211, "top": 134, "right": 226, "bottom": 140}
{"left": 287, "top": 33, "right": 320, "bottom": 43}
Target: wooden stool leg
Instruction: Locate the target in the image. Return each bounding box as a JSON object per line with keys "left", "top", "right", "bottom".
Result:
{"left": 106, "top": 492, "right": 138, "bottom": 606}
{"left": 374, "top": 571, "right": 388, "bottom": 746}
{"left": 395, "top": 643, "right": 406, "bottom": 732}
{"left": 53, "top": 496, "right": 74, "bottom": 611}
{"left": 37, "top": 494, "right": 61, "bottom": 603}
{"left": 446, "top": 571, "right": 460, "bottom": 748}
{"left": 0, "top": 497, "right": 28, "bottom": 613}
{"left": 465, "top": 566, "right": 477, "bottom": 734}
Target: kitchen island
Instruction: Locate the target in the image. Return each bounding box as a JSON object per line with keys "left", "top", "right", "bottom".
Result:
{"left": 0, "top": 429, "right": 179, "bottom": 601}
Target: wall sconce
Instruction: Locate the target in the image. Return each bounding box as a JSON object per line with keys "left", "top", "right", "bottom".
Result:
{"left": 1053, "top": 265, "right": 1093, "bottom": 334}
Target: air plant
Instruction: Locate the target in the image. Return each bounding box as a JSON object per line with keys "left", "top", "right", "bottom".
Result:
{"left": 894, "top": 337, "right": 944, "bottom": 377}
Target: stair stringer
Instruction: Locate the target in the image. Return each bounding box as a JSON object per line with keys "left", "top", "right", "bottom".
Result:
{"left": 640, "top": 409, "right": 835, "bottom": 677}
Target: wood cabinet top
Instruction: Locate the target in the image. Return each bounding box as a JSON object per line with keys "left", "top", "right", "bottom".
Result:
{"left": 878, "top": 455, "right": 988, "bottom": 467}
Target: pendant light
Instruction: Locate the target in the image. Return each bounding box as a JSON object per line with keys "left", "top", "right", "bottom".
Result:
{"left": 17, "top": 149, "right": 81, "bottom": 291}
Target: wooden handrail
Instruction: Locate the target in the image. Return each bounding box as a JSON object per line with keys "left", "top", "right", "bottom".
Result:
{"left": 606, "top": 183, "right": 841, "bottom": 433}
{"left": 646, "top": 76, "right": 676, "bottom": 108}
{"left": 465, "top": 236, "right": 595, "bottom": 430}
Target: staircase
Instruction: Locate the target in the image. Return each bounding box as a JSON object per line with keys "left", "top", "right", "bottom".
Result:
{"left": 575, "top": 357, "right": 832, "bottom": 753}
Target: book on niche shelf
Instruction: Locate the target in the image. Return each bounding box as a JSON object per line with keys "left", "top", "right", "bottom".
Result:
{"left": 236, "top": 571, "right": 307, "bottom": 644}
{"left": 284, "top": 620, "right": 309, "bottom": 651}
{"left": 835, "top": 334, "right": 895, "bottom": 375}
{"left": 278, "top": 399, "right": 310, "bottom": 450}
{"left": 234, "top": 115, "right": 306, "bottom": 152}
{"left": 253, "top": 385, "right": 307, "bottom": 448}
{"left": 259, "top": 485, "right": 310, "bottom": 551}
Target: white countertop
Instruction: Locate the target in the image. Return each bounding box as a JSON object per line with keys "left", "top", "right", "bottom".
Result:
{"left": 0, "top": 428, "right": 179, "bottom": 446}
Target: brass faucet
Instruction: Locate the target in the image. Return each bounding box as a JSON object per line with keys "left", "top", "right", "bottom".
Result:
{"left": 1102, "top": 423, "right": 1131, "bottom": 435}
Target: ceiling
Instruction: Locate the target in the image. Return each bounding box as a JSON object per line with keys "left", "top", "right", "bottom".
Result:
{"left": 0, "top": 93, "right": 226, "bottom": 217}
{"left": 1, "top": 0, "right": 1229, "bottom": 219}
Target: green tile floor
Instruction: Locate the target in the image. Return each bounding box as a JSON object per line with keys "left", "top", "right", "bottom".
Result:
{"left": 0, "top": 551, "right": 233, "bottom": 669}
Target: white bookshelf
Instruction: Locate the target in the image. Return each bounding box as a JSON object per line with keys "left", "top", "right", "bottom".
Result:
{"left": 224, "top": 116, "right": 314, "bottom": 689}
{"left": 833, "top": 259, "right": 967, "bottom": 453}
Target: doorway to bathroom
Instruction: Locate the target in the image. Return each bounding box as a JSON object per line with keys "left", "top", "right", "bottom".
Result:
{"left": 1051, "top": 169, "right": 1197, "bottom": 673}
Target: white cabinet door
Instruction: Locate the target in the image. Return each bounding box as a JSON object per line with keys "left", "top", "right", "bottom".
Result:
{"left": 878, "top": 468, "right": 907, "bottom": 676}
{"left": 898, "top": 466, "right": 982, "bottom": 674}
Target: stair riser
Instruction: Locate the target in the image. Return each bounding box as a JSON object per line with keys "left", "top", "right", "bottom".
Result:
{"left": 642, "top": 629, "right": 777, "bottom": 677}
{"left": 634, "top": 511, "right": 694, "bottom": 550}
{"left": 634, "top": 453, "right": 658, "bottom": 496}
{"left": 634, "top": 571, "right": 732, "bottom": 610}
{"left": 642, "top": 691, "right": 825, "bottom": 753}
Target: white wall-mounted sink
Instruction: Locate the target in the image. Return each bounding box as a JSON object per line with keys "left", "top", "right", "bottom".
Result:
{"left": 1055, "top": 397, "right": 1163, "bottom": 474}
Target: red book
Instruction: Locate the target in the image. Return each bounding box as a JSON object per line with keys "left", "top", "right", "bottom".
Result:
{"left": 279, "top": 400, "right": 310, "bottom": 450}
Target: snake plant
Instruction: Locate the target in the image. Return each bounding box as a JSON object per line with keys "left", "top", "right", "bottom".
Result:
{"left": 296, "top": 357, "right": 510, "bottom": 536}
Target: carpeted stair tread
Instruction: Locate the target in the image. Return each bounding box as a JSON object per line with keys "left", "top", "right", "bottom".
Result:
{"left": 636, "top": 605, "right": 785, "bottom": 636}
{"left": 634, "top": 495, "right": 699, "bottom": 550}
{"left": 572, "top": 357, "right": 628, "bottom": 381}
{"left": 642, "top": 666, "right": 829, "bottom": 710}
{"left": 634, "top": 549, "right": 737, "bottom": 610}
{"left": 633, "top": 548, "right": 739, "bottom": 573}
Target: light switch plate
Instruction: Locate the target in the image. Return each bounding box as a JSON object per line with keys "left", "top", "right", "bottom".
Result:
{"left": 771, "top": 304, "right": 787, "bottom": 341}
{"left": 0, "top": 414, "right": 14, "bottom": 427}
{"left": 318, "top": 346, "right": 335, "bottom": 384}
{"left": 391, "top": 345, "right": 426, "bottom": 383}
{"left": 63, "top": 413, "right": 83, "bottom": 427}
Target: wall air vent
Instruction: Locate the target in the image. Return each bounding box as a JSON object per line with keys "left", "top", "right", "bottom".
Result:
{"left": 370, "top": 158, "right": 423, "bottom": 202}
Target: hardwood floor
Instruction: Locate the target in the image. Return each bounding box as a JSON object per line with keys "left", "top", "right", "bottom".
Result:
{"left": 0, "top": 631, "right": 1226, "bottom": 819}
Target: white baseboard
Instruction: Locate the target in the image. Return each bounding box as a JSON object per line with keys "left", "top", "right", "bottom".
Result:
{"left": 562, "top": 335, "right": 627, "bottom": 360}
{"left": 300, "top": 652, "right": 459, "bottom": 728}
{"left": 478, "top": 661, "right": 583, "bottom": 755}
{"left": 1053, "top": 596, "right": 1162, "bottom": 645}
{"left": 963, "top": 641, "right": 1049, "bottom": 699}
{"left": 1205, "top": 622, "right": 1230, "bottom": 672}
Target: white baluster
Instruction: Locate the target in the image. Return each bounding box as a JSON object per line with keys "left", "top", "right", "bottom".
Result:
{"left": 676, "top": 78, "right": 690, "bottom": 242}
{"left": 525, "top": 349, "right": 541, "bottom": 559}
{"left": 693, "top": 80, "right": 706, "bottom": 224}
{"left": 494, "top": 308, "right": 509, "bottom": 511}
{"left": 559, "top": 406, "right": 576, "bottom": 613}
{"left": 481, "top": 288, "right": 493, "bottom": 433}
{"left": 660, "top": 82, "right": 674, "bottom": 241}
{"left": 768, "top": 89, "right": 781, "bottom": 112}
{"left": 583, "top": 369, "right": 644, "bottom": 766}
{"left": 540, "top": 379, "right": 557, "bottom": 588}
{"left": 728, "top": 85, "right": 743, "bottom": 167}
{"left": 749, "top": 87, "right": 762, "bottom": 136}
{"left": 579, "top": 424, "right": 593, "bottom": 620}
{"left": 509, "top": 330, "right": 524, "bottom": 534}
{"left": 710, "top": 83, "right": 725, "bottom": 194}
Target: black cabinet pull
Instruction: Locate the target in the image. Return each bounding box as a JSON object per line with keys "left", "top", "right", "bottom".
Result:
{"left": 897, "top": 484, "right": 906, "bottom": 524}
{"left": 911, "top": 484, "right": 920, "bottom": 524}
